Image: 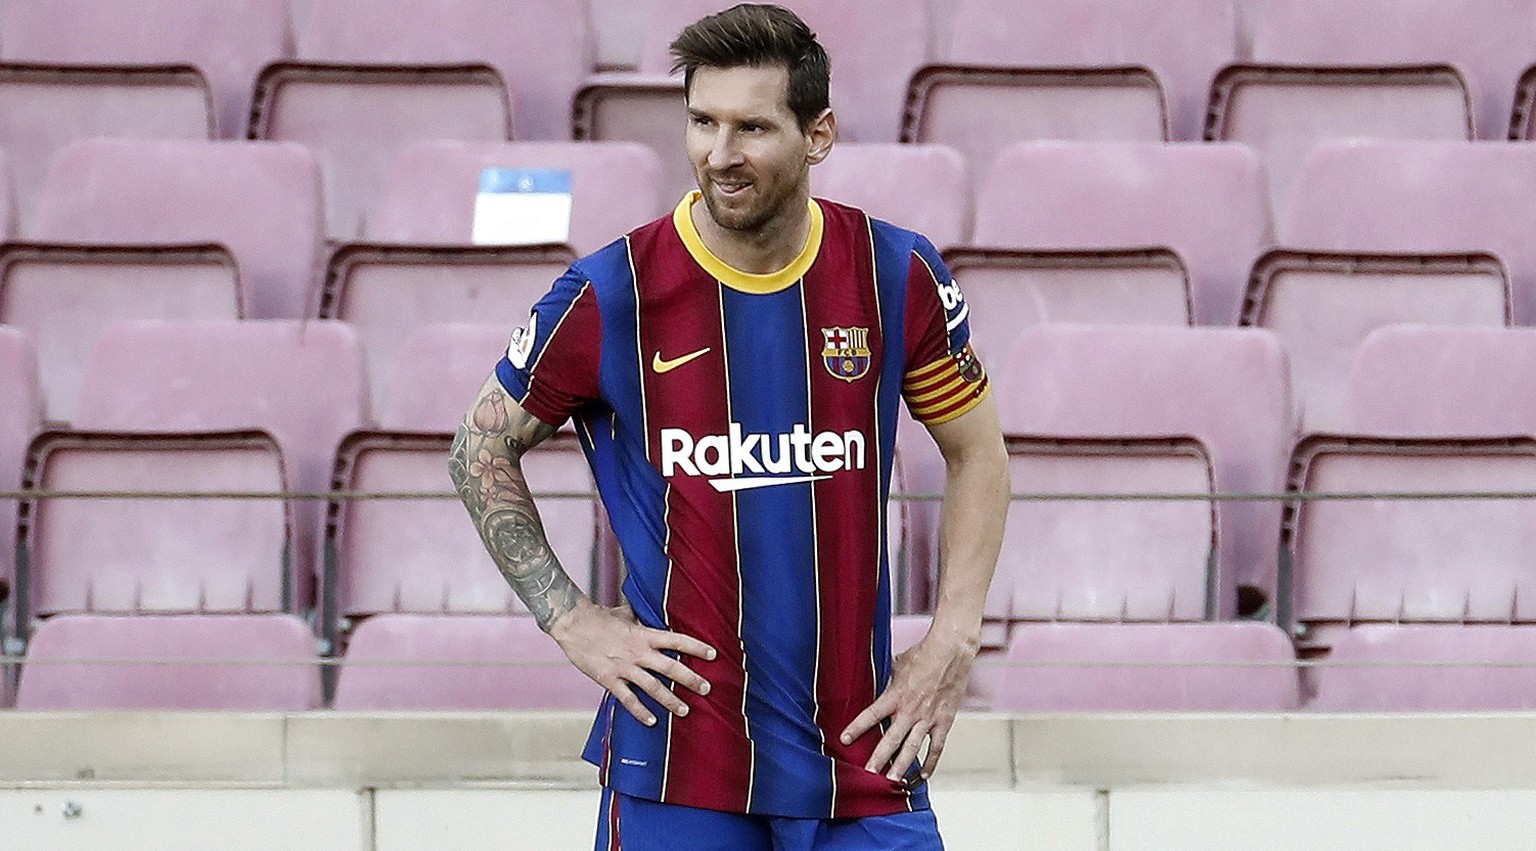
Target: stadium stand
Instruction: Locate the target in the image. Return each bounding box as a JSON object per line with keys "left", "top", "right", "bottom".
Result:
{"left": 1240, "top": 250, "right": 1511, "bottom": 433}
{"left": 1311, "top": 624, "right": 1536, "bottom": 710}
{"left": 367, "top": 140, "right": 664, "bottom": 256}
{"left": 973, "top": 142, "right": 1272, "bottom": 327}
{"left": 997, "top": 325, "right": 1295, "bottom": 618}
{"left": 0, "top": 329, "right": 39, "bottom": 603}
{"left": 810, "top": 143, "right": 971, "bottom": 251}
{"left": 381, "top": 323, "right": 511, "bottom": 431}
{"left": 33, "top": 139, "right": 323, "bottom": 321}
{"left": 1344, "top": 325, "right": 1536, "bottom": 437}
{"left": 257, "top": 0, "right": 590, "bottom": 239}
{"left": 15, "top": 613, "right": 321, "bottom": 710}
{"left": 73, "top": 321, "right": 369, "bottom": 614}
{"left": 1284, "top": 141, "right": 1536, "bottom": 325}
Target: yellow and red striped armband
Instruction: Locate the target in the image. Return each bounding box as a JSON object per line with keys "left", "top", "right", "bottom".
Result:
{"left": 903, "top": 343, "right": 990, "bottom": 425}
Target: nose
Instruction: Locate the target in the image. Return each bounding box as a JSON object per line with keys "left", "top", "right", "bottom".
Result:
{"left": 707, "top": 128, "right": 743, "bottom": 171}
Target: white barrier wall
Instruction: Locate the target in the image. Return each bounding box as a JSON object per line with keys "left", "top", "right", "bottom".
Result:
{"left": 2, "top": 712, "right": 1534, "bottom": 851}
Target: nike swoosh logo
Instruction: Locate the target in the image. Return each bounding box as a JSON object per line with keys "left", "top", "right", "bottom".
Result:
{"left": 652, "top": 347, "right": 712, "bottom": 374}
{"left": 708, "top": 475, "right": 832, "bottom": 493}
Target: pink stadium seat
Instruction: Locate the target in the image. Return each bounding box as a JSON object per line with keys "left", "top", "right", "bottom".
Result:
{"left": 383, "top": 324, "right": 512, "bottom": 432}
{"left": 333, "top": 613, "right": 602, "bottom": 710}
{"left": 1286, "top": 435, "right": 1536, "bottom": 647}
{"left": 15, "top": 613, "right": 320, "bottom": 710}
{"left": 369, "top": 141, "right": 664, "bottom": 256}
{"left": 811, "top": 144, "right": 970, "bottom": 251}
{"left": 890, "top": 614, "right": 931, "bottom": 658}
{"left": 0, "top": 329, "right": 40, "bottom": 599}
{"left": 16, "top": 430, "right": 291, "bottom": 619}
{"left": 974, "top": 143, "right": 1272, "bottom": 326}
{"left": 1247, "top": 0, "right": 1536, "bottom": 141}
{"left": 578, "top": 0, "right": 930, "bottom": 202}
{"left": 926, "top": 0, "right": 1236, "bottom": 142}
{"left": 1344, "top": 326, "right": 1536, "bottom": 437}
{"left": 999, "top": 326, "right": 1295, "bottom": 618}
{"left": 74, "top": 321, "right": 368, "bottom": 612}
{"left": 1285, "top": 142, "right": 1536, "bottom": 325}
{"left": 1311, "top": 625, "right": 1536, "bottom": 711}
{"left": 320, "top": 244, "right": 573, "bottom": 415}
{"left": 1, "top": 0, "right": 290, "bottom": 139}
{"left": 1242, "top": 251, "right": 1511, "bottom": 433}
{"left": 0, "top": 244, "right": 242, "bottom": 423}
{"left": 34, "top": 139, "right": 323, "bottom": 320}
{"left": 992, "top": 622, "right": 1300, "bottom": 711}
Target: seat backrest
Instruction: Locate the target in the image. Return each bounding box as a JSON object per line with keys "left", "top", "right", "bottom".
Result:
{"left": 370, "top": 141, "right": 663, "bottom": 256}
{"left": 1345, "top": 326, "right": 1536, "bottom": 438}
{"left": 298, "top": 0, "right": 591, "bottom": 141}
{"left": 811, "top": 144, "right": 970, "bottom": 250}
{"left": 15, "top": 613, "right": 320, "bottom": 710}
{"left": 0, "top": 0, "right": 292, "bottom": 137}
{"left": 1287, "top": 435, "right": 1536, "bottom": 626}
{"left": 975, "top": 142, "right": 1272, "bottom": 326}
{"left": 999, "top": 325, "right": 1295, "bottom": 617}
{"left": 384, "top": 323, "right": 513, "bottom": 432}
{"left": 1285, "top": 142, "right": 1536, "bottom": 325}
{"left": 637, "top": 0, "right": 930, "bottom": 143}
{"left": 34, "top": 139, "right": 323, "bottom": 320}
{"left": 995, "top": 437, "right": 1217, "bottom": 623}
{"left": 1244, "top": 251, "right": 1511, "bottom": 433}
{"left": 0, "top": 328, "right": 40, "bottom": 598}
{"left": 1312, "top": 624, "right": 1536, "bottom": 711}
{"left": 1250, "top": 0, "right": 1536, "bottom": 139}
{"left": 944, "top": 0, "right": 1238, "bottom": 141}
{"left": 20, "top": 431, "right": 290, "bottom": 616}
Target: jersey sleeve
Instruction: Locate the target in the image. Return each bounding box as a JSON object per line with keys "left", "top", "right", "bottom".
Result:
{"left": 902, "top": 234, "right": 990, "bottom": 425}
{"left": 494, "top": 268, "right": 603, "bottom": 427}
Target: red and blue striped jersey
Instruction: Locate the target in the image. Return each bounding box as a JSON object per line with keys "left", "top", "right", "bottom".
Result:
{"left": 495, "top": 193, "right": 989, "bottom": 819}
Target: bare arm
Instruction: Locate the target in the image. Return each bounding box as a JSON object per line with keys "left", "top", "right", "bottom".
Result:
{"left": 840, "top": 390, "right": 1009, "bottom": 780}
{"left": 449, "top": 374, "right": 715, "bottom": 724}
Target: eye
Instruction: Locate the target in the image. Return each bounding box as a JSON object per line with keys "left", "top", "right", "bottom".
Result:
{"left": 691, "top": 114, "right": 713, "bottom": 128}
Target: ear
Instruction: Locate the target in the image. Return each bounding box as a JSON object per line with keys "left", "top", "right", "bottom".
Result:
{"left": 805, "top": 108, "right": 836, "bottom": 165}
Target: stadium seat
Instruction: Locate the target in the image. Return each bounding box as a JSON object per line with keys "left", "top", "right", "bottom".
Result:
{"left": 1245, "top": 0, "right": 1536, "bottom": 141}
{"left": 1343, "top": 326, "right": 1536, "bottom": 438}
{"left": 320, "top": 244, "right": 573, "bottom": 415}
{"left": 381, "top": 323, "right": 512, "bottom": 432}
{"left": 1285, "top": 142, "right": 1536, "bottom": 325}
{"left": 992, "top": 622, "right": 1300, "bottom": 711}
{"left": 14, "top": 430, "right": 291, "bottom": 625}
{"left": 577, "top": 0, "right": 930, "bottom": 202}
{"left": 998, "top": 325, "right": 1295, "bottom": 618}
{"left": 1311, "top": 624, "right": 1536, "bottom": 711}
{"left": 15, "top": 613, "right": 320, "bottom": 710}
{"left": 73, "top": 321, "right": 368, "bottom": 613}
{"left": 974, "top": 142, "right": 1272, "bottom": 327}
{"left": 1241, "top": 250, "right": 1511, "bottom": 433}
{"left": 1, "top": 0, "right": 290, "bottom": 139}
{"left": 1285, "top": 434, "right": 1536, "bottom": 648}
{"left": 0, "top": 243, "right": 242, "bottom": 423}
{"left": 259, "top": 0, "right": 590, "bottom": 239}
{"left": 368, "top": 141, "right": 664, "bottom": 256}
{"left": 811, "top": 144, "right": 971, "bottom": 251}
{"left": 332, "top": 613, "right": 602, "bottom": 710}
{"left": 34, "top": 139, "right": 323, "bottom": 320}
{"left": 0, "top": 329, "right": 40, "bottom": 602}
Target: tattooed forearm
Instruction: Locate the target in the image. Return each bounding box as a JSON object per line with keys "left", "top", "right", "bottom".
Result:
{"left": 449, "top": 384, "right": 581, "bottom": 632}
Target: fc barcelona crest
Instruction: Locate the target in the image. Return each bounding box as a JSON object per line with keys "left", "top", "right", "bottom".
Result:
{"left": 821, "top": 326, "right": 872, "bottom": 382}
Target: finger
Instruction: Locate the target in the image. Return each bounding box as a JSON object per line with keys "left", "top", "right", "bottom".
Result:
{"left": 649, "top": 629, "right": 717, "bottom": 662}
{"left": 920, "top": 721, "right": 951, "bottom": 779}
{"left": 864, "top": 715, "right": 913, "bottom": 774}
{"left": 628, "top": 668, "right": 692, "bottom": 718}
{"left": 887, "top": 721, "right": 931, "bottom": 781}
{"left": 644, "top": 652, "right": 711, "bottom": 696}
{"left": 609, "top": 683, "right": 658, "bottom": 727}
{"left": 840, "top": 693, "right": 896, "bottom": 745}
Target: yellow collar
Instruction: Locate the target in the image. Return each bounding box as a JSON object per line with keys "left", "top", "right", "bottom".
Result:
{"left": 672, "top": 191, "right": 823, "bottom": 294}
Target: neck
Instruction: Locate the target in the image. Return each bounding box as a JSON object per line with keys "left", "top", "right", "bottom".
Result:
{"left": 690, "top": 189, "right": 813, "bottom": 274}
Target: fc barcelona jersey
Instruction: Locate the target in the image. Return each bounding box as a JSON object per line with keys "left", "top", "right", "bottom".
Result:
{"left": 495, "top": 193, "right": 989, "bottom": 819}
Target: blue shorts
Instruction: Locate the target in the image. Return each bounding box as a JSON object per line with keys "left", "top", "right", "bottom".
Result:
{"left": 594, "top": 788, "right": 944, "bottom": 851}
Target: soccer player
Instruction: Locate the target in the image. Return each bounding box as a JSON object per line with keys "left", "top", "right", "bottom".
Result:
{"left": 450, "top": 4, "right": 1008, "bottom": 848}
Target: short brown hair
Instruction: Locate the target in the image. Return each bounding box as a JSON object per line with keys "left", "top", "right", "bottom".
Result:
{"left": 669, "top": 3, "right": 830, "bottom": 133}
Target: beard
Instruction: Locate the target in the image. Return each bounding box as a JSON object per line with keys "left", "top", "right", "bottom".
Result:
{"left": 696, "top": 170, "right": 798, "bottom": 234}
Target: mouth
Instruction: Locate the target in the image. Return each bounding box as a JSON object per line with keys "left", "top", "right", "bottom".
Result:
{"left": 711, "top": 177, "right": 752, "bottom": 198}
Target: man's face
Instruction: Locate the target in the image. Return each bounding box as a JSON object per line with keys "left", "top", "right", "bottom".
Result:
{"left": 685, "top": 63, "right": 823, "bottom": 234}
